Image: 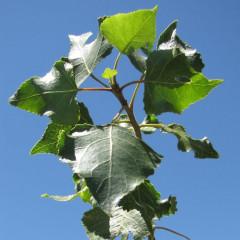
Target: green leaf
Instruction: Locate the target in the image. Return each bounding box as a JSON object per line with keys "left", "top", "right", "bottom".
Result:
{"left": 30, "top": 102, "right": 93, "bottom": 155}
{"left": 119, "top": 181, "right": 177, "bottom": 235}
{"left": 141, "top": 114, "right": 160, "bottom": 134}
{"left": 9, "top": 60, "right": 80, "bottom": 126}
{"left": 82, "top": 207, "right": 110, "bottom": 240}
{"left": 68, "top": 28, "right": 113, "bottom": 87}
{"left": 82, "top": 207, "right": 149, "bottom": 240}
{"left": 144, "top": 49, "right": 223, "bottom": 115}
{"left": 161, "top": 123, "right": 219, "bottom": 158}
{"left": 100, "top": 6, "right": 158, "bottom": 55}
{"left": 157, "top": 20, "right": 204, "bottom": 72}
{"left": 30, "top": 122, "right": 71, "bottom": 155}
{"left": 101, "top": 68, "right": 118, "bottom": 79}
{"left": 41, "top": 178, "right": 96, "bottom": 205}
{"left": 59, "top": 125, "right": 162, "bottom": 214}
{"left": 128, "top": 50, "right": 147, "bottom": 73}
{"left": 78, "top": 102, "right": 94, "bottom": 125}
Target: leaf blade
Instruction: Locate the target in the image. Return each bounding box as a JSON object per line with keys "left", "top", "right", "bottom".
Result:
{"left": 100, "top": 6, "right": 158, "bottom": 55}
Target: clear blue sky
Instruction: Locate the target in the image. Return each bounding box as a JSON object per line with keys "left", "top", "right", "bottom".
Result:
{"left": 1, "top": 0, "right": 239, "bottom": 239}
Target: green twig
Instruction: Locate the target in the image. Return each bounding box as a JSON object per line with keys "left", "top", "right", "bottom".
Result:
{"left": 77, "top": 88, "right": 112, "bottom": 92}
{"left": 90, "top": 73, "right": 109, "bottom": 88}
{"left": 120, "top": 80, "right": 144, "bottom": 91}
{"left": 112, "top": 107, "right": 124, "bottom": 123}
{"left": 113, "top": 52, "right": 122, "bottom": 83}
{"left": 129, "top": 73, "right": 146, "bottom": 110}
{"left": 155, "top": 227, "right": 191, "bottom": 240}
{"left": 139, "top": 123, "right": 164, "bottom": 129}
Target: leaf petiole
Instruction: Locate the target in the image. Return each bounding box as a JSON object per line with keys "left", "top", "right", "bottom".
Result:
{"left": 90, "top": 73, "right": 109, "bottom": 88}
{"left": 155, "top": 227, "right": 191, "bottom": 240}
{"left": 77, "top": 87, "right": 112, "bottom": 92}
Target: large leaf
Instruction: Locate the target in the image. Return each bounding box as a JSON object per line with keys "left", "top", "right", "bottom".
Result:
{"left": 144, "top": 49, "right": 223, "bottom": 115}
{"left": 119, "top": 181, "right": 177, "bottom": 235}
{"left": 68, "top": 28, "right": 113, "bottom": 86}
{"left": 82, "top": 207, "right": 149, "bottom": 240}
{"left": 161, "top": 123, "right": 219, "bottom": 158}
{"left": 9, "top": 60, "right": 80, "bottom": 126}
{"left": 59, "top": 125, "right": 162, "bottom": 214}
{"left": 30, "top": 102, "right": 93, "bottom": 155}
{"left": 157, "top": 20, "right": 204, "bottom": 72}
{"left": 100, "top": 6, "right": 158, "bottom": 55}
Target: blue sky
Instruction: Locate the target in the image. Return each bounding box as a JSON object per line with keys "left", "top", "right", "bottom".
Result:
{"left": 1, "top": 0, "right": 239, "bottom": 239}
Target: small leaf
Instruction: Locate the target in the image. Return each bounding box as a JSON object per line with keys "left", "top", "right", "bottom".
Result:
{"left": 115, "top": 114, "right": 132, "bottom": 129}
{"left": 100, "top": 6, "right": 158, "bottom": 55}
{"left": 157, "top": 20, "right": 204, "bottom": 72}
{"left": 141, "top": 114, "right": 160, "bottom": 134}
{"left": 101, "top": 68, "right": 118, "bottom": 79}
{"left": 119, "top": 181, "right": 177, "bottom": 235}
{"left": 161, "top": 123, "right": 219, "bottom": 158}
{"left": 41, "top": 193, "right": 79, "bottom": 202}
{"left": 68, "top": 27, "right": 113, "bottom": 87}
{"left": 144, "top": 49, "right": 223, "bottom": 115}
{"left": 9, "top": 60, "right": 80, "bottom": 126}
{"left": 59, "top": 125, "right": 162, "bottom": 214}
{"left": 82, "top": 207, "right": 149, "bottom": 240}
{"left": 42, "top": 179, "right": 96, "bottom": 206}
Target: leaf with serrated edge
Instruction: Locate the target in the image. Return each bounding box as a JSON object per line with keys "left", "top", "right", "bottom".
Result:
{"left": 157, "top": 20, "right": 204, "bottom": 72}
{"left": 30, "top": 102, "right": 93, "bottom": 155}
{"left": 68, "top": 27, "right": 113, "bottom": 87}
{"left": 100, "top": 6, "right": 158, "bottom": 55}
{"left": 144, "top": 49, "right": 223, "bottom": 115}
{"left": 161, "top": 123, "right": 219, "bottom": 158}
{"left": 9, "top": 60, "right": 80, "bottom": 126}
{"left": 119, "top": 181, "right": 177, "bottom": 235}
{"left": 82, "top": 207, "right": 149, "bottom": 240}
{"left": 59, "top": 125, "right": 162, "bottom": 214}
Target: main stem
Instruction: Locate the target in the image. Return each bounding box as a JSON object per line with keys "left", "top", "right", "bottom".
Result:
{"left": 111, "top": 82, "right": 142, "bottom": 139}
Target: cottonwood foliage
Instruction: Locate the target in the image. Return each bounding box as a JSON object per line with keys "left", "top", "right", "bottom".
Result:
{"left": 9, "top": 6, "right": 222, "bottom": 240}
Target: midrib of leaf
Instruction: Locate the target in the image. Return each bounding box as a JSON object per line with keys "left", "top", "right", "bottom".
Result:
{"left": 122, "top": 11, "right": 156, "bottom": 53}
{"left": 10, "top": 89, "right": 78, "bottom": 102}
{"left": 76, "top": 41, "right": 91, "bottom": 74}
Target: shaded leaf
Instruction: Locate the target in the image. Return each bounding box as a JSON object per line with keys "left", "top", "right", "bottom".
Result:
{"left": 157, "top": 20, "right": 204, "bottom": 72}
{"left": 100, "top": 6, "right": 158, "bottom": 55}
{"left": 141, "top": 114, "right": 160, "bottom": 134}
{"left": 128, "top": 50, "right": 147, "bottom": 73}
{"left": 119, "top": 181, "right": 177, "bottom": 235}
{"left": 59, "top": 125, "right": 162, "bottom": 214}
{"left": 68, "top": 28, "right": 113, "bottom": 86}
{"left": 82, "top": 207, "right": 110, "bottom": 240}
{"left": 144, "top": 49, "right": 222, "bottom": 115}
{"left": 9, "top": 60, "right": 80, "bottom": 126}
{"left": 30, "top": 102, "right": 93, "bottom": 155}
{"left": 82, "top": 207, "right": 149, "bottom": 240}
{"left": 161, "top": 123, "right": 219, "bottom": 158}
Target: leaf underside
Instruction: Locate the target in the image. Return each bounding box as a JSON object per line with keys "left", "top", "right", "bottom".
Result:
{"left": 59, "top": 125, "right": 162, "bottom": 214}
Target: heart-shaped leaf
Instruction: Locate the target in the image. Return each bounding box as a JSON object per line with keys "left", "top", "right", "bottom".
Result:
{"left": 59, "top": 125, "right": 162, "bottom": 214}
{"left": 100, "top": 6, "right": 158, "bottom": 55}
